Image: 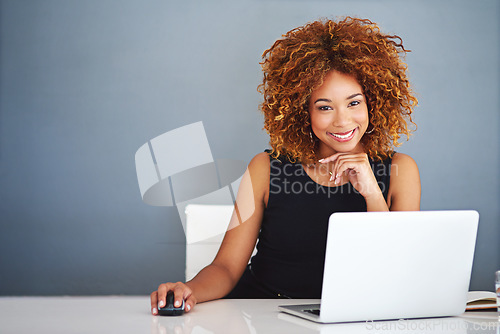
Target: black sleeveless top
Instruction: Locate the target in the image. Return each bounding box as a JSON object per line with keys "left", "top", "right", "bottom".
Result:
{"left": 225, "top": 152, "right": 392, "bottom": 299}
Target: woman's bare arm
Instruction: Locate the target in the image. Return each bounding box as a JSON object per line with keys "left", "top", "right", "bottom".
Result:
{"left": 150, "top": 152, "right": 270, "bottom": 314}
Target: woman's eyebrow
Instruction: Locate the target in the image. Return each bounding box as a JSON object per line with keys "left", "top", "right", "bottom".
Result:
{"left": 313, "top": 98, "right": 332, "bottom": 104}
{"left": 346, "top": 93, "right": 363, "bottom": 100}
{"left": 313, "top": 93, "right": 363, "bottom": 104}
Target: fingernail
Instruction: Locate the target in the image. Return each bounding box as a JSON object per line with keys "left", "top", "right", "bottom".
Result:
{"left": 186, "top": 304, "right": 191, "bottom": 311}
{"left": 158, "top": 300, "right": 164, "bottom": 307}
{"left": 152, "top": 308, "right": 158, "bottom": 315}
{"left": 174, "top": 300, "right": 180, "bottom": 307}
{"left": 318, "top": 158, "right": 324, "bottom": 163}
{"left": 329, "top": 175, "right": 334, "bottom": 182}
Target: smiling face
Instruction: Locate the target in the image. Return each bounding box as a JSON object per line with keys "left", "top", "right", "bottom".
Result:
{"left": 309, "top": 70, "right": 369, "bottom": 158}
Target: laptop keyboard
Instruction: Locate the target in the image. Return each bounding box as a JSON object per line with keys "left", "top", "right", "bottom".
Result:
{"left": 304, "top": 309, "right": 320, "bottom": 316}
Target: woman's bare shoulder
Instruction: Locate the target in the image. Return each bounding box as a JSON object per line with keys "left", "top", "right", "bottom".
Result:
{"left": 248, "top": 151, "right": 271, "bottom": 173}
{"left": 391, "top": 152, "right": 418, "bottom": 170}
{"left": 389, "top": 152, "right": 420, "bottom": 210}
{"left": 245, "top": 151, "right": 271, "bottom": 204}
{"left": 250, "top": 151, "right": 271, "bottom": 162}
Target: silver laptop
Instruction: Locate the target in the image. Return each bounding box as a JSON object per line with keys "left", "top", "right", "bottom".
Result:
{"left": 279, "top": 210, "right": 479, "bottom": 323}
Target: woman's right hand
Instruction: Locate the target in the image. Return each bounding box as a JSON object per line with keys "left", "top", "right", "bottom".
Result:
{"left": 150, "top": 281, "right": 197, "bottom": 315}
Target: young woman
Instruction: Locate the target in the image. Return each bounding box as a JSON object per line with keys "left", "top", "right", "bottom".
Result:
{"left": 150, "top": 17, "right": 420, "bottom": 314}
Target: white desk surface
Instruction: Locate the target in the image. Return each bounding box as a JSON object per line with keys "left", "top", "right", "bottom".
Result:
{"left": 0, "top": 296, "right": 498, "bottom": 334}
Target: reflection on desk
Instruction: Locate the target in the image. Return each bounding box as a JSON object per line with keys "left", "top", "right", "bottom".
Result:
{"left": 0, "top": 297, "right": 498, "bottom": 334}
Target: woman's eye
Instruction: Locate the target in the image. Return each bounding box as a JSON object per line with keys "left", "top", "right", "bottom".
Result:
{"left": 348, "top": 100, "right": 360, "bottom": 107}
{"left": 318, "top": 106, "right": 332, "bottom": 111}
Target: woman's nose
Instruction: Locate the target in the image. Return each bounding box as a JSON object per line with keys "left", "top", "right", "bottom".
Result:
{"left": 331, "top": 108, "right": 350, "bottom": 127}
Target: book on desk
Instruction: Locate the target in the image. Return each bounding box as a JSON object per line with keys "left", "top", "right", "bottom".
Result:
{"left": 466, "top": 291, "right": 497, "bottom": 310}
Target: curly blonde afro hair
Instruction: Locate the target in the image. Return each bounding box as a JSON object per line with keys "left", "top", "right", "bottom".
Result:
{"left": 259, "top": 17, "right": 417, "bottom": 163}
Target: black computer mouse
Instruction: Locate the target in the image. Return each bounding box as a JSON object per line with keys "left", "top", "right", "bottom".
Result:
{"left": 158, "top": 290, "right": 185, "bottom": 316}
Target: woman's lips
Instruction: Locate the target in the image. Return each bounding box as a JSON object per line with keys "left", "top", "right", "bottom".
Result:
{"left": 327, "top": 128, "right": 356, "bottom": 142}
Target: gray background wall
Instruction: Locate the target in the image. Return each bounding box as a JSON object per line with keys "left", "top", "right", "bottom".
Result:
{"left": 0, "top": 0, "right": 498, "bottom": 295}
